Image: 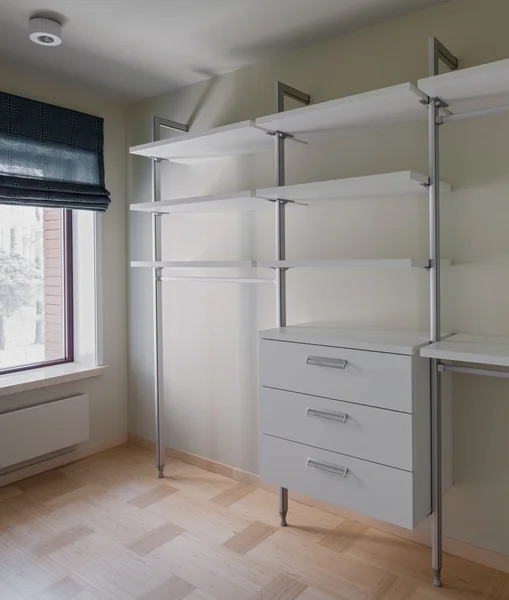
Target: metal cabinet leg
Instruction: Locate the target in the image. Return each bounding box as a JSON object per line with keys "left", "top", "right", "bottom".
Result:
{"left": 279, "top": 486, "right": 288, "bottom": 526}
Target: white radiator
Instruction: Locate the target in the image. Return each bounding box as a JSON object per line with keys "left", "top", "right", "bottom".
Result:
{"left": 0, "top": 394, "right": 90, "bottom": 470}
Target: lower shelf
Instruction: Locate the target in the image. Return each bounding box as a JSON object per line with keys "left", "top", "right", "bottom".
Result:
{"left": 421, "top": 333, "right": 509, "bottom": 367}
{"left": 131, "top": 258, "right": 451, "bottom": 269}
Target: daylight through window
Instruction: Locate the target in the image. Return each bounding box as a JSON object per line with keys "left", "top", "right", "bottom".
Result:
{"left": 0, "top": 205, "right": 73, "bottom": 374}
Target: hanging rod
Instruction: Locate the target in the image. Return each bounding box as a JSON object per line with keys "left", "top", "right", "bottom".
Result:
{"left": 159, "top": 276, "right": 276, "bottom": 284}
{"left": 438, "top": 363, "right": 509, "bottom": 378}
{"left": 440, "top": 103, "right": 509, "bottom": 124}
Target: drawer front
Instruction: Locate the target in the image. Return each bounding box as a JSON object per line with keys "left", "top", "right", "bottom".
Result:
{"left": 259, "top": 388, "right": 413, "bottom": 471}
{"left": 260, "top": 339, "right": 413, "bottom": 412}
{"left": 260, "top": 434, "right": 424, "bottom": 529}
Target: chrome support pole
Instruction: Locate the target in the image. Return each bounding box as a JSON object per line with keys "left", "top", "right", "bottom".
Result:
{"left": 150, "top": 116, "right": 188, "bottom": 479}
{"left": 430, "top": 95, "right": 443, "bottom": 589}
{"left": 428, "top": 37, "right": 457, "bottom": 588}
{"left": 275, "top": 131, "right": 289, "bottom": 527}
{"left": 273, "top": 82, "right": 309, "bottom": 528}
{"left": 151, "top": 154, "right": 165, "bottom": 478}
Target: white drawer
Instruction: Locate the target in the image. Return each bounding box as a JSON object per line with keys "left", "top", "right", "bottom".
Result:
{"left": 259, "top": 339, "right": 414, "bottom": 412}
{"left": 259, "top": 388, "right": 413, "bottom": 471}
{"left": 260, "top": 434, "right": 429, "bottom": 530}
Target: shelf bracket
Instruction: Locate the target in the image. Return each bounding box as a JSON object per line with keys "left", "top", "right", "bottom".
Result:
{"left": 275, "top": 81, "right": 310, "bottom": 113}
{"left": 154, "top": 116, "right": 188, "bottom": 134}
{"left": 429, "top": 37, "right": 458, "bottom": 76}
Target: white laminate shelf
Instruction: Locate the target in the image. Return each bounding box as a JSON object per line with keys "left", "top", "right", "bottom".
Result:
{"left": 420, "top": 333, "right": 509, "bottom": 367}
{"left": 130, "top": 191, "right": 270, "bottom": 214}
{"left": 129, "top": 84, "right": 428, "bottom": 164}
{"left": 129, "top": 121, "right": 273, "bottom": 165}
{"left": 256, "top": 83, "right": 428, "bottom": 142}
{"left": 129, "top": 172, "right": 452, "bottom": 214}
{"left": 258, "top": 171, "right": 450, "bottom": 202}
{"left": 419, "top": 57, "right": 509, "bottom": 113}
{"left": 132, "top": 258, "right": 450, "bottom": 270}
{"left": 258, "top": 258, "right": 451, "bottom": 268}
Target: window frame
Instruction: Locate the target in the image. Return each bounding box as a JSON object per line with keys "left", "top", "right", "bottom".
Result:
{"left": 0, "top": 208, "right": 74, "bottom": 376}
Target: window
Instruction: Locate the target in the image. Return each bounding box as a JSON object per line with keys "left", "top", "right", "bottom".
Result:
{"left": 0, "top": 92, "right": 109, "bottom": 374}
{"left": 0, "top": 206, "right": 73, "bottom": 374}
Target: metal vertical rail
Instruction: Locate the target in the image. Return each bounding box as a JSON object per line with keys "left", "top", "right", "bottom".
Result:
{"left": 429, "top": 95, "right": 443, "bottom": 587}
{"left": 427, "top": 36, "right": 457, "bottom": 588}
{"left": 273, "top": 81, "right": 310, "bottom": 527}
{"left": 275, "top": 131, "right": 289, "bottom": 526}
{"left": 150, "top": 116, "right": 188, "bottom": 479}
{"left": 151, "top": 115, "right": 165, "bottom": 478}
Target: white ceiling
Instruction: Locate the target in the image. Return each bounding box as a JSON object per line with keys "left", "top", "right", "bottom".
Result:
{"left": 0, "top": 0, "right": 447, "bottom": 102}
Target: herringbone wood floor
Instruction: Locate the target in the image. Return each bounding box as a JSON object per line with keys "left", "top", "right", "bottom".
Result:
{"left": 0, "top": 444, "right": 507, "bottom": 599}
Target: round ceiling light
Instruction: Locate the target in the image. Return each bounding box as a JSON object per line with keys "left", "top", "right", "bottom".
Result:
{"left": 29, "top": 17, "right": 62, "bottom": 46}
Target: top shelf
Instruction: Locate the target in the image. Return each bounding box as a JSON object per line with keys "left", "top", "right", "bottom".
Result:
{"left": 256, "top": 83, "right": 428, "bottom": 142}
{"left": 129, "top": 83, "right": 427, "bottom": 163}
{"left": 130, "top": 120, "right": 273, "bottom": 165}
{"left": 420, "top": 333, "right": 509, "bottom": 368}
{"left": 418, "top": 57, "right": 509, "bottom": 113}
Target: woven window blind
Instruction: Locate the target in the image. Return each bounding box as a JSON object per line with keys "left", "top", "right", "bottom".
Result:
{"left": 0, "top": 91, "right": 110, "bottom": 211}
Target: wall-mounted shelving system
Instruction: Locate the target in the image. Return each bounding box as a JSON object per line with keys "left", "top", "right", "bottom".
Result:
{"left": 130, "top": 38, "right": 509, "bottom": 587}
{"left": 417, "top": 54, "right": 509, "bottom": 392}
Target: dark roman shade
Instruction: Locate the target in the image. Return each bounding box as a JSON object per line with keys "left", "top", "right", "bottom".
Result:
{"left": 0, "top": 91, "right": 110, "bottom": 211}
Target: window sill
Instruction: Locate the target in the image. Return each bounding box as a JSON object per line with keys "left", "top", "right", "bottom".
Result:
{"left": 0, "top": 363, "right": 108, "bottom": 397}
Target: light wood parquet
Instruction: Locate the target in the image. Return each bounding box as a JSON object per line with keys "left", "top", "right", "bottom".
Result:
{"left": 0, "top": 444, "right": 507, "bottom": 600}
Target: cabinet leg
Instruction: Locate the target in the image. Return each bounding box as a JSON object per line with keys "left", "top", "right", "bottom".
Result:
{"left": 279, "top": 486, "right": 288, "bottom": 526}
{"left": 433, "top": 571, "right": 442, "bottom": 588}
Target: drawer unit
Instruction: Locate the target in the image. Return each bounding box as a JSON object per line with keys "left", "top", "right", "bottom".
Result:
{"left": 258, "top": 323, "right": 451, "bottom": 531}
{"left": 260, "top": 434, "right": 429, "bottom": 530}
{"left": 259, "top": 339, "right": 414, "bottom": 412}
{"left": 259, "top": 387, "right": 414, "bottom": 471}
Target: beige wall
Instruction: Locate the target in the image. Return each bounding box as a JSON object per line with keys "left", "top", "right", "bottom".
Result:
{"left": 0, "top": 56, "right": 128, "bottom": 447}
{"left": 128, "top": 0, "right": 509, "bottom": 556}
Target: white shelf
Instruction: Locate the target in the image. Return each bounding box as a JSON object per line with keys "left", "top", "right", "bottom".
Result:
{"left": 129, "top": 84, "right": 427, "bottom": 164}
{"left": 131, "top": 260, "right": 258, "bottom": 269}
{"left": 420, "top": 333, "right": 509, "bottom": 367}
{"left": 258, "top": 258, "right": 441, "bottom": 269}
{"left": 130, "top": 172, "right": 452, "bottom": 214}
{"left": 132, "top": 258, "right": 452, "bottom": 269}
{"left": 419, "top": 58, "right": 509, "bottom": 113}
{"left": 261, "top": 322, "right": 433, "bottom": 355}
{"left": 130, "top": 191, "right": 270, "bottom": 214}
{"left": 256, "top": 83, "right": 427, "bottom": 142}
{"left": 258, "top": 171, "right": 451, "bottom": 202}
{"left": 129, "top": 121, "right": 272, "bottom": 165}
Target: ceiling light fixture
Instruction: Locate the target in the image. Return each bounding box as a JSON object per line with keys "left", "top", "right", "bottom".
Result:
{"left": 29, "top": 17, "right": 62, "bottom": 47}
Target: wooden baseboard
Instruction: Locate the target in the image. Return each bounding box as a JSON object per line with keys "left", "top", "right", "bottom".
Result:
{"left": 127, "top": 433, "right": 509, "bottom": 575}
{"left": 0, "top": 435, "right": 127, "bottom": 487}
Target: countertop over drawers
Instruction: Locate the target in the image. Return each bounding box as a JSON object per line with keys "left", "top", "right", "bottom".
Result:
{"left": 260, "top": 322, "right": 433, "bottom": 355}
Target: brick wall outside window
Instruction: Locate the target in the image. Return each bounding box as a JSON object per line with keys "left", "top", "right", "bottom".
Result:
{"left": 42, "top": 209, "right": 63, "bottom": 360}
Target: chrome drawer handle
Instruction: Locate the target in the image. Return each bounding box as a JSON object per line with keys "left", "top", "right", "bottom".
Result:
{"left": 306, "top": 458, "right": 348, "bottom": 479}
{"left": 306, "top": 407, "right": 348, "bottom": 423}
{"left": 306, "top": 355, "right": 348, "bottom": 369}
